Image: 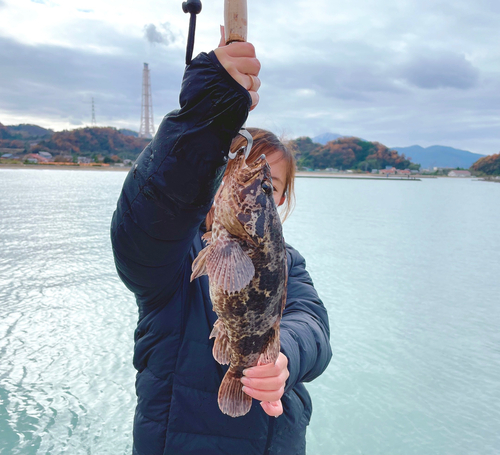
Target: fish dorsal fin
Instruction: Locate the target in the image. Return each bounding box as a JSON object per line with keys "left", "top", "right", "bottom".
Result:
{"left": 207, "top": 237, "right": 255, "bottom": 294}
{"left": 210, "top": 319, "right": 231, "bottom": 365}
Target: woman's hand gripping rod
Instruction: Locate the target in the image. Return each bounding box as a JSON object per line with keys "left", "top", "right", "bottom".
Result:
{"left": 224, "top": 0, "right": 253, "bottom": 161}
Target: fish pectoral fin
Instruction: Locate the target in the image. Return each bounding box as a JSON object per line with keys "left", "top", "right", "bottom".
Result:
{"left": 218, "top": 369, "right": 252, "bottom": 418}
{"left": 210, "top": 320, "right": 231, "bottom": 365}
{"left": 258, "top": 322, "right": 281, "bottom": 365}
{"left": 190, "top": 244, "right": 213, "bottom": 281}
{"left": 207, "top": 239, "right": 255, "bottom": 293}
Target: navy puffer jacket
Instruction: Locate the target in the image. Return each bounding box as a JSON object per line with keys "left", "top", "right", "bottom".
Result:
{"left": 111, "top": 51, "right": 332, "bottom": 455}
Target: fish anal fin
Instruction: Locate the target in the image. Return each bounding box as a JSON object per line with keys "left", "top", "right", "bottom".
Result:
{"left": 206, "top": 239, "right": 255, "bottom": 293}
{"left": 258, "top": 323, "right": 281, "bottom": 365}
{"left": 218, "top": 369, "right": 252, "bottom": 418}
{"left": 210, "top": 320, "right": 231, "bottom": 365}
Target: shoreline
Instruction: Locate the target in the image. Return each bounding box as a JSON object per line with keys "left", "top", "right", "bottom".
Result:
{"left": 1, "top": 164, "right": 422, "bottom": 179}
{"left": 0, "top": 163, "right": 131, "bottom": 171}
{"left": 296, "top": 171, "right": 422, "bottom": 181}
{"left": 2, "top": 164, "right": 489, "bottom": 181}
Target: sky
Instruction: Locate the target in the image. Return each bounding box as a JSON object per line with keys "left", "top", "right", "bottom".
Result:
{"left": 0, "top": 0, "right": 499, "bottom": 154}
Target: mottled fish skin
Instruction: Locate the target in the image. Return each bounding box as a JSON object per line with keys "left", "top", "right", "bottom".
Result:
{"left": 191, "top": 152, "right": 287, "bottom": 417}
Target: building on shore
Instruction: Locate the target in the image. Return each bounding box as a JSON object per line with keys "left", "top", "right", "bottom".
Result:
{"left": 448, "top": 170, "right": 471, "bottom": 177}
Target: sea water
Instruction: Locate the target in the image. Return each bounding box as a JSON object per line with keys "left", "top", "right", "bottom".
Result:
{"left": 0, "top": 168, "right": 499, "bottom": 455}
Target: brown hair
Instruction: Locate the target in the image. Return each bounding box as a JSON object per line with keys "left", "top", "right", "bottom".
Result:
{"left": 206, "top": 127, "right": 296, "bottom": 230}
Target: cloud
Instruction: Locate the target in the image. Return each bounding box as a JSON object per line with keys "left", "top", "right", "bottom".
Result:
{"left": 1, "top": 0, "right": 499, "bottom": 154}
{"left": 0, "top": 34, "right": 185, "bottom": 130}
{"left": 400, "top": 52, "right": 480, "bottom": 90}
{"left": 143, "top": 23, "right": 176, "bottom": 46}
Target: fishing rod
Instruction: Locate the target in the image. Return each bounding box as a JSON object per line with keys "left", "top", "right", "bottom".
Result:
{"left": 183, "top": 0, "right": 253, "bottom": 160}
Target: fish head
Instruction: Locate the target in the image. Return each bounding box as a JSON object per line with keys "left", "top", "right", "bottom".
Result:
{"left": 218, "top": 152, "right": 278, "bottom": 242}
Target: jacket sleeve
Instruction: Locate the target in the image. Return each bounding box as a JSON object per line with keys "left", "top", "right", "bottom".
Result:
{"left": 280, "top": 245, "right": 332, "bottom": 392}
{"left": 110, "top": 51, "right": 251, "bottom": 310}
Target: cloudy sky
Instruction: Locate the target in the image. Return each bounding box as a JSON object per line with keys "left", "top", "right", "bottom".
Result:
{"left": 1, "top": 0, "right": 499, "bottom": 154}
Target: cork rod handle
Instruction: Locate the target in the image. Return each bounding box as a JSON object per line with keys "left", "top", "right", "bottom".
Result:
{"left": 224, "top": 0, "right": 247, "bottom": 44}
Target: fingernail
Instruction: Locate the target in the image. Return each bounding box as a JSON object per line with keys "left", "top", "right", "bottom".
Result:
{"left": 241, "top": 377, "right": 249, "bottom": 385}
{"left": 242, "top": 369, "right": 248, "bottom": 376}
{"left": 241, "top": 386, "right": 248, "bottom": 393}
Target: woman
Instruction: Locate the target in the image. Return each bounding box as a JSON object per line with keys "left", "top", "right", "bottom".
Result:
{"left": 111, "top": 40, "right": 332, "bottom": 455}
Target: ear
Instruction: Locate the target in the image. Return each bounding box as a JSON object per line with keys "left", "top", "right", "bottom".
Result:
{"left": 278, "top": 195, "right": 286, "bottom": 207}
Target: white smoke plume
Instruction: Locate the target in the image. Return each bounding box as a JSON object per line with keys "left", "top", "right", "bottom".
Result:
{"left": 143, "top": 23, "right": 176, "bottom": 46}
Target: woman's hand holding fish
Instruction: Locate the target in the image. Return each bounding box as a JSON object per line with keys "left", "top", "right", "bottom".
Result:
{"left": 240, "top": 353, "right": 289, "bottom": 417}
{"left": 214, "top": 27, "right": 261, "bottom": 111}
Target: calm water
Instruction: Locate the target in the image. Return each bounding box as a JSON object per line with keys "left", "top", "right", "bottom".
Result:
{"left": 1, "top": 168, "right": 499, "bottom": 455}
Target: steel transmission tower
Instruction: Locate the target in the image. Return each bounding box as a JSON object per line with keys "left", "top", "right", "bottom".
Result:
{"left": 91, "top": 97, "right": 97, "bottom": 126}
{"left": 139, "top": 63, "right": 155, "bottom": 138}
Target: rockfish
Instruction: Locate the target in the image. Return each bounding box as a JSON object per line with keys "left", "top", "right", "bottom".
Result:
{"left": 190, "top": 151, "right": 287, "bottom": 418}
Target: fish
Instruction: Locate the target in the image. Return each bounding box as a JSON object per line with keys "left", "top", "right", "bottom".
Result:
{"left": 190, "top": 151, "right": 287, "bottom": 418}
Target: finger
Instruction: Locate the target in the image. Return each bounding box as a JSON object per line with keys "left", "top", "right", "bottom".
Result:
{"left": 218, "top": 25, "right": 225, "bottom": 47}
{"left": 260, "top": 400, "right": 283, "bottom": 417}
{"left": 248, "top": 75, "right": 261, "bottom": 92}
{"left": 241, "top": 375, "right": 284, "bottom": 391}
{"left": 224, "top": 42, "right": 257, "bottom": 58}
{"left": 242, "top": 385, "right": 284, "bottom": 403}
{"left": 239, "top": 58, "right": 261, "bottom": 77}
{"left": 249, "top": 91, "right": 259, "bottom": 110}
{"left": 226, "top": 58, "right": 260, "bottom": 81}
{"left": 244, "top": 362, "right": 279, "bottom": 378}
{"left": 249, "top": 91, "right": 259, "bottom": 111}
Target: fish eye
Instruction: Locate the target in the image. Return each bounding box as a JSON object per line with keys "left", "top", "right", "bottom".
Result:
{"left": 261, "top": 181, "right": 273, "bottom": 196}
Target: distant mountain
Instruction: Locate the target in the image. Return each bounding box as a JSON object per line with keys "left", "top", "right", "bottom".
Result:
{"left": 391, "top": 145, "right": 486, "bottom": 169}
{"left": 7, "top": 124, "right": 53, "bottom": 138}
{"left": 313, "top": 132, "right": 367, "bottom": 145}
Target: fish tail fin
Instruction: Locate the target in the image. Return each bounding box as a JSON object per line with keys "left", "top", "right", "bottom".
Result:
{"left": 218, "top": 369, "right": 252, "bottom": 418}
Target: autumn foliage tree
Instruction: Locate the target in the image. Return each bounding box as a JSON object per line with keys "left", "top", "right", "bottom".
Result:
{"left": 36, "top": 127, "right": 149, "bottom": 159}
{"left": 0, "top": 123, "right": 24, "bottom": 150}
{"left": 471, "top": 152, "right": 500, "bottom": 175}
{"left": 0, "top": 123, "right": 13, "bottom": 140}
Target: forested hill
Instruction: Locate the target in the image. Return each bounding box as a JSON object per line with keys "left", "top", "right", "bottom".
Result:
{"left": 0, "top": 124, "right": 149, "bottom": 160}
{"left": 291, "top": 136, "right": 418, "bottom": 171}
{"left": 471, "top": 153, "right": 500, "bottom": 175}
{"left": 6, "top": 124, "right": 54, "bottom": 138}
{"left": 33, "top": 127, "right": 149, "bottom": 159}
